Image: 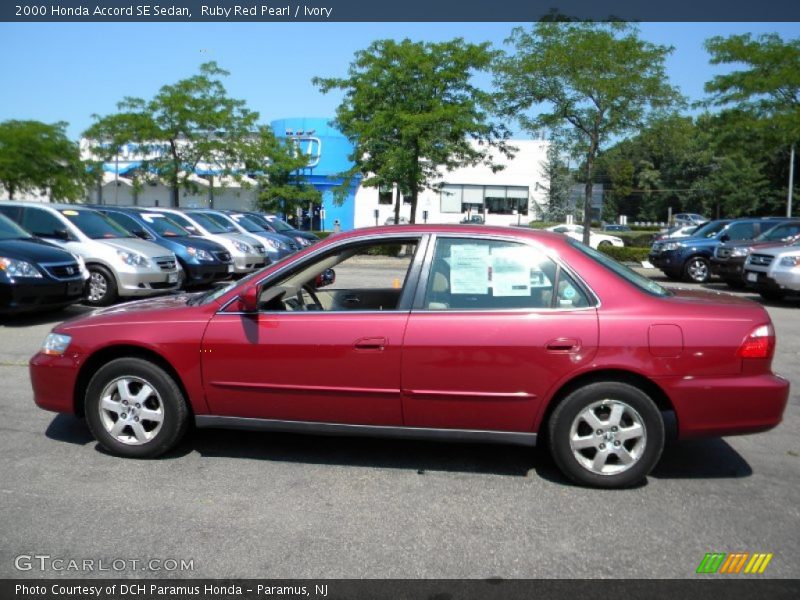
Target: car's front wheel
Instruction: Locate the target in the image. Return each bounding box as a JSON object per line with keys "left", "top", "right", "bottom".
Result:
{"left": 84, "top": 358, "right": 188, "bottom": 458}
{"left": 683, "top": 256, "right": 711, "bottom": 283}
{"left": 548, "top": 382, "right": 665, "bottom": 488}
{"left": 85, "top": 265, "right": 118, "bottom": 306}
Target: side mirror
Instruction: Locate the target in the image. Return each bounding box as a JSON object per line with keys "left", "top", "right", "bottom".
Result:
{"left": 719, "top": 234, "right": 730, "bottom": 242}
{"left": 53, "top": 228, "right": 71, "bottom": 241}
{"left": 132, "top": 229, "right": 151, "bottom": 240}
{"left": 239, "top": 284, "right": 260, "bottom": 313}
{"left": 314, "top": 268, "right": 336, "bottom": 288}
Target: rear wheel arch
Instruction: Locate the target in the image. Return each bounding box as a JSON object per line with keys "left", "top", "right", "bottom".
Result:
{"left": 537, "top": 369, "right": 676, "bottom": 440}
{"left": 73, "top": 345, "right": 193, "bottom": 421}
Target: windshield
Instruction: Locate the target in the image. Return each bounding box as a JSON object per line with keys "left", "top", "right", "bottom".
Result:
{"left": 61, "top": 209, "right": 133, "bottom": 239}
{"left": 757, "top": 223, "right": 800, "bottom": 242}
{"left": 198, "top": 212, "right": 238, "bottom": 233}
{"left": 139, "top": 213, "right": 191, "bottom": 237}
{"left": 0, "top": 214, "right": 32, "bottom": 240}
{"left": 187, "top": 212, "right": 231, "bottom": 234}
{"left": 569, "top": 239, "right": 671, "bottom": 297}
{"left": 690, "top": 220, "right": 728, "bottom": 239}
{"left": 230, "top": 214, "right": 267, "bottom": 233}
{"left": 266, "top": 216, "right": 294, "bottom": 232}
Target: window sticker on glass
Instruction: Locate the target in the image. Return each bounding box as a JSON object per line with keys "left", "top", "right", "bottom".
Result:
{"left": 62, "top": 210, "right": 79, "bottom": 216}
{"left": 141, "top": 213, "right": 165, "bottom": 223}
{"left": 491, "top": 246, "right": 531, "bottom": 297}
{"left": 450, "top": 244, "right": 489, "bottom": 294}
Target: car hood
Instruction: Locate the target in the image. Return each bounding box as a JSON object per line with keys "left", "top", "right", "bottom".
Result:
{"left": 98, "top": 237, "right": 174, "bottom": 258}
{"left": 0, "top": 238, "right": 76, "bottom": 263}
{"left": 162, "top": 235, "right": 227, "bottom": 253}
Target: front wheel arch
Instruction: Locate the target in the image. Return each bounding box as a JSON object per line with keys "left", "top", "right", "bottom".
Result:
{"left": 74, "top": 345, "right": 195, "bottom": 421}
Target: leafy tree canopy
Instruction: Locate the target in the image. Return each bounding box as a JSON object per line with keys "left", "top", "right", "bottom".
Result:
{"left": 313, "top": 38, "right": 509, "bottom": 224}
{"left": 0, "top": 119, "right": 87, "bottom": 201}
{"left": 495, "top": 21, "right": 681, "bottom": 242}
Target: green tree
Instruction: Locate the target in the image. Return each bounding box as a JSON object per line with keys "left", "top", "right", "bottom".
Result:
{"left": 239, "top": 126, "right": 321, "bottom": 217}
{"left": 496, "top": 22, "right": 681, "bottom": 244}
{"left": 0, "top": 120, "right": 87, "bottom": 201}
{"left": 704, "top": 33, "right": 800, "bottom": 216}
{"left": 313, "top": 38, "right": 509, "bottom": 224}
{"left": 538, "top": 141, "right": 573, "bottom": 221}
{"left": 84, "top": 62, "right": 258, "bottom": 208}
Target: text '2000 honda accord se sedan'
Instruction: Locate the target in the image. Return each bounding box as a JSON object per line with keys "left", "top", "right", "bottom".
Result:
{"left": 29, "top": 226, "right": 789, "bottom": 488}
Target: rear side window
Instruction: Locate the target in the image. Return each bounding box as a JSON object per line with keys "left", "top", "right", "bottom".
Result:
{"left": 422, "top": 238, "right": 591, "bottom": 310}
{"left": 724, "top": 222, "right": 756, "bottom": 240}
{"left": 21, "top": 208, "right": 66, "bottom": 238}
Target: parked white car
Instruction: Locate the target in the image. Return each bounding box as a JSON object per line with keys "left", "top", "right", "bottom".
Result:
{"left": 743, "top": 241, "right": 800, "bottom": 301}
{"left": 545, "top": 224, "right": 624, "bottom": 249}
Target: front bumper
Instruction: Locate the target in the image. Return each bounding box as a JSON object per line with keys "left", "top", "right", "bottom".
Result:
{"left": 648, "top": 250, "right": 682, "bottom": 272}
{"left": 30, "top": 351, "right": 83, "bottom": 414}
{"left": 184, "top": 262, "right": 233, "bottom": 286}
{"left": 710, "top": 257, "right": 746, "bottom": 280}
{"left": 658, "top": 373, "right": 789, "bottom": 438}
{"left": 744, "top": 267, "right": 800, "bottom": 292}
{"left": 117, "top": 264, "right": 182, "bottom": 297}
{"left": 231, "top": 254, "right": 267, "bottom": 274}
{"left": 0, "top": 277, "right": 85, "bottom": 314}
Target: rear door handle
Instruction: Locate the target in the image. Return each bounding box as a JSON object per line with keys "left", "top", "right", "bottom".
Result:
{"left": 354, "top": 337, "right": 387, "bottom": 351}
{"left": 546, "top": 338, "right": 581, "bottom": 353}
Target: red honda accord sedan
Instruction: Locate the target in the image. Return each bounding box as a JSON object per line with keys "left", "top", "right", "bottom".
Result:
{"left": 29, "top": 225, "right": 789, "bottom": 488}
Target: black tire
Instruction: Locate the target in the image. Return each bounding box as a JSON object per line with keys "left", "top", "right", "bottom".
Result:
{"left": 84, "top": 358, "right": 188, "bottom": 458}
{"left": 759, "top": 289, "right": 786, "bottom": 302}
{"left": 682, "top": 255, "right": 711, "bottom": 283}
{"left": 85, "top": 265, "right": 118, "bottom": 306}
{"left": 548, "top": 381, "right": 665, "bottom": 488}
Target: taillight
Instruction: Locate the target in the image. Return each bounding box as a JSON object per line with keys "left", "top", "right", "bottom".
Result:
{"left": 736, "top": 324, "right": 775, "bottom": 359}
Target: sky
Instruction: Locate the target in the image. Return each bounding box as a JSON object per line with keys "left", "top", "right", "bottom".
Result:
{"left": 0, "top": 21, "right": 798, "bottom": 141}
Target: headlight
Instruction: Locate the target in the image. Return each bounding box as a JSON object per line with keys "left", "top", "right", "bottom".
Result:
{"left": 186, "top": 247, "right": 214, "bottom": 262}
{"left": 41, "top": 333, "right": 71, "bottom": 356}
{"left": 295, "top": 236, "right": 309, "bottom": 246}
{"left": 116, "top": 250, "right": 149, "bottom": 267}
{"left": 662, "top": 242, "right": 682, "bottom": 251}
{"left": 779, "top": 256, "right": 800, "bottom": 267}
{"left": 253, "top": 244, "right": 266, "bottom": 255}
{"left": 730, "top": 247, "right": 749, "bottom": 258}
{"left": 232, "top": 240, "right": 252, "bottom": 254}
{"left": 262, "top": 238, "right": 279, "bottom": 250}
{"left": 0, "top": 257, "right": 43, "bottom": 278}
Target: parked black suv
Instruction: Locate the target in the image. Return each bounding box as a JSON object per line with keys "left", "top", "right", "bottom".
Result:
{"left": 0, "top": 214, "right": 86, "bottom": 314}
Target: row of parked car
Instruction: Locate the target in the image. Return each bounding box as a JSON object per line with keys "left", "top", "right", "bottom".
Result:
{"left": 648, "top": 216, "right": 800, "bottom": 300}
{"left": 0, "top": 201, "right": 319, "bottom": 313}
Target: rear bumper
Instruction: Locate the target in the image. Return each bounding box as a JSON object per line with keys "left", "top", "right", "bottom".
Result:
{"left": 0, "top": 278, "right": 85, "bottom": 314}
{"left": 658, "top": 373, "right": 790, "bottom": 438}
{"left": 29, "top": 352, "right": 82, "bottom": 414}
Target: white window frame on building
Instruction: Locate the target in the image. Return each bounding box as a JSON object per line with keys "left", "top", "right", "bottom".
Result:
{"left": 439, "top": 184, "right": 530, "bottom": 216}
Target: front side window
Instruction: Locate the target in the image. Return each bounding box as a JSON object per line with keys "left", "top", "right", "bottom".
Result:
{"left": 724, "top": 222, "right": 756, "bottom": 240}
{"left": 422, "top": 238, "right": 590, "bottom": 310}
{"left": 258, "top": 239, "right": 420, "bottom": 312}
{"left": 759, "top": 223, "right": 800, "bottom": 241}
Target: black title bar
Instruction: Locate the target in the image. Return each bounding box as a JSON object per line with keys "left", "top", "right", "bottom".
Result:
{"left": 2, "top": 1, "right": 800, "bottom": 22}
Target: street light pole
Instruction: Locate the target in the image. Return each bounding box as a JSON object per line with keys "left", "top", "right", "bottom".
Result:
{"left": 788, "top": 141, "right": 795, "bottom": 218}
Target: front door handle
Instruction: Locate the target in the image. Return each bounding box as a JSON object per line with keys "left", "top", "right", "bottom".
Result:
{"left": 354, "top": 337, "right": 387, "bottom": 351}
{"left": 546, "top": 338, "right": 581, "bottom": 353}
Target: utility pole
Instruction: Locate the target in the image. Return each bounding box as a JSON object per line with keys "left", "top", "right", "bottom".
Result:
{"left": 788, "top": 142, "right": 795, "bottom": 218}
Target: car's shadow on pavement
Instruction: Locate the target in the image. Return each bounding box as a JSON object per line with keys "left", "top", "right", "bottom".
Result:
{"left": 651, "top": 438, "right": 752, "bottom": 479}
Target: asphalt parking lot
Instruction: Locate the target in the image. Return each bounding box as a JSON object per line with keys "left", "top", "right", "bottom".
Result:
{"left": 0, "top": 270, "right": 798, "bottom": 579}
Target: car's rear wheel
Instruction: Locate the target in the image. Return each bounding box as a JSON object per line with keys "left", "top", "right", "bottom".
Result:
{"left": 84, "top": 358, "right": 188, "bottom": 458}
{"left": 683, "top": 256, "right": 711, "bottom": 283}
{"left": 85, "top": 265, "right": 118, "bottom": 306}
{"left": 598, "top": 240, "right": 612, "bottom": 248}
{"left": 548, "top": 382, "right": 665, "bottom": 488}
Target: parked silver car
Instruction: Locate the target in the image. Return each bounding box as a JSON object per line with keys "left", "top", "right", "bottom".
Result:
{"left": 743, "top": 240, "right": 800, "bottom": 301}
{"left": 156, "top": 208, "right": 267, "bottom": 276}
{"left": 0, "top": 202, "right": 180, "bottom": 306}
{"left": 193, "top": 209, "right": 295, "bottom": 263}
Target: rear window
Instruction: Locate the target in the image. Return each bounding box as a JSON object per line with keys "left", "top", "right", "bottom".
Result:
{"left": 61, "top": 209, "right": 132, "bottom": 239}
{"left": 569, "top": 240, "right": 671, "bottom": 298}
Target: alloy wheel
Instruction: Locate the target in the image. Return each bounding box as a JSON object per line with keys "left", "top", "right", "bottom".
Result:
{"left": 97, "top": 376, "right": 165, "bottom": 445}
{"left": 88, "top": 271, "right": 108, "bottom": 302}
